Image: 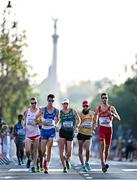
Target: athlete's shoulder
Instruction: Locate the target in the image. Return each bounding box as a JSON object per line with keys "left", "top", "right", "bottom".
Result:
{"left": 89, "top": 110, "right": 95, "bottom": 115}
{"left": 110, "top": 105, "right": 115, "bottom": 111}
{"left": 71, "top": 108, "right": 77, "bottom": 115}
{"left": 55, "top": 108, "right": 59, "bottom": 114}
{"left": 79, "top": 112, "right": 83, "bottom": 116}
{"left": 39, "top": 107, "right": 45, "bottom": 111}
{"left": 96, "top": 105, "right": 101, "bottom": 112}
{"left": 24, "top": 108, "right": 30, "bottom": 116}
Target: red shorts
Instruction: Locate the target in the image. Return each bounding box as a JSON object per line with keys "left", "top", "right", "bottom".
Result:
{"left": 28, "top": 135, "right": 40, "bottom": 141}
{"left": 98, "top": 126, "right": 112, "bottom": 145}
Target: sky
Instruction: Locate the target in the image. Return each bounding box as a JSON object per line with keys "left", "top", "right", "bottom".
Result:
{"left": 1, "top": 0, "right": 137, "bottom": 91}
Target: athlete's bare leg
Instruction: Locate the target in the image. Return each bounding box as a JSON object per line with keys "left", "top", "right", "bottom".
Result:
{"left": 59, "top": 138, "right": 66, "bottom": 168}
{"left": 78, "top": 140, "right": 84, "bottom": 165}
{"left": 105, "top": 144, "right": 110, "bottom": 162}
{"left": 41, "top": 139, "right": 48, "bottom": 160}
{"left": 32, "top": 137, "right": 39, "bottom": 167}
{"left": 25, "top": 138, "right": 32, "bottom": 161}
{"left": 46, "top": 138, "right": 54, "bottom": 164}
{"left": 85, "top": 140, "right": 91, "bottom": 163}
{"left": 100, "top": 140, "right": 105, "bottom": 167}
{"left": 66, "top": 141, "right": 73, "bottom": 161}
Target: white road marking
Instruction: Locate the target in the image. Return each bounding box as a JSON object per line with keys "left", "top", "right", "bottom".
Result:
{"left": 3, "top": 176, "right": 15, "bottom": 179}
{"left": 9, "top": 169, "right": 29, "bottom": 172}
{"left": 9, "top": 168, "right": 77, "bottom": 174}
{"left": 83, "top": 173, "right": 90, "bottom": 176}
{"left": 122, "top": 169, "right": 137, "bottom": 172}
{"left": 90, "top": 169, "right": 102, "bottom": 172}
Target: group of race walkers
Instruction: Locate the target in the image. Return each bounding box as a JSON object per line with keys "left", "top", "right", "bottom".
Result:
{"left": 13, "top": 93, "right": 121, "bottom": 174}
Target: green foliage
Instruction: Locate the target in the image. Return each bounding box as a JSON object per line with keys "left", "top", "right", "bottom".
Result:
{"left": 91, "top": 77, "right": 137, "bottom": 137}
{"left": 66, "top": 79, "right": 113, "bottom": 109}
{"left": 0, "top": 32, "right": 34, "bottom": 124}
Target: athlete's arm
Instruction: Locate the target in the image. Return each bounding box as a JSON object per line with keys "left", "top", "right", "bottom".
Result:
{"left": 73, "top": 109, "right": 81, "bottom": 128}
{"left": 93, "top": 107, "right": 99, "bottom": 127}
{"left": 91, "top": 111, "right": 96, "bottom": 131}
{"left": 24, "top": 110, "right": 27, "bottom": 126}
{"left": 111, "top": 106, "right": 121, "bottom": 121}
{"left": 13, "top": 124, "right": 17, "bottom": 137}
{"left": 79, "top": 113, "right": 83, "bottom": 128}
{"left": 35, "top": 108, "right": 44, "bottom": 124}
{"left": 55, "top": 109, "right": 60, "bottom": 126}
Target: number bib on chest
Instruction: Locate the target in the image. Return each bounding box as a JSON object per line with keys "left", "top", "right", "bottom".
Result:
{"left": 17, "top": 129, "right": 25, "bottom": 136}
{"left": 44, "top": 118, "right": 55, "bottom": 126}
{"left": 82, "top": 122, "right": 92, "bottom": 128}
{"left": 27, "top": 118, "right": 34, "bottom": 126}
{"left": 99, "top": 117, "right": 110, "bottom": 125}
{"left": 63, "top": 121, "right": 73, "bottom": 128}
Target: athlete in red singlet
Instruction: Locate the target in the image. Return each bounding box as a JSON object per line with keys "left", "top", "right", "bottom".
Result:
{"left": 94, "top": 93, "right": 121, "bottom": 172}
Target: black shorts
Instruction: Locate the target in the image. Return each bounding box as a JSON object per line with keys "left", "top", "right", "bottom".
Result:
{"left": 59, "top": 128, "right": 74, "bottom": 141}
{"left": 77, "top": 133, "right": 92, "bottom": 141}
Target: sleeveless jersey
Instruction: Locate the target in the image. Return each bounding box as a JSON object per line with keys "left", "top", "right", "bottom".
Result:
{"left": 25, "top": 108, "right": 40, "bottom": 137}
{"left": 42, "top": 107, "right": 57, "bottom": 130}
{"left": 14, "top": 123, "right": 25, "bottom": 140}
{"left": 60, "top": 109, "right": 76, "bottom": 131}
{"left": 79, "top": 111, "right": 94, "bottom": 136}
{"left": 98, "top": 105, "right": 113, "bottom": 128}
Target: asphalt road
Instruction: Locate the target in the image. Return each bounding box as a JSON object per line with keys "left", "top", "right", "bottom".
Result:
{"left": 0, "top": 146, "right": 137, "bottom": 180}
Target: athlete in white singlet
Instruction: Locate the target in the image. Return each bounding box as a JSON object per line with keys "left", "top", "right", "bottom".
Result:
{"left": 24, "top": 97, "right": 40, "bottom": 173}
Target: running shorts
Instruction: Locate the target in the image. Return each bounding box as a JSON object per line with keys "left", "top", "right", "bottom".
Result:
{"left": 41, "top": 128, "right": 56, "bottom": 140}
{"left": 59, "top": 128, "right": 74, "bottom": 141}
{"left": 98, "top": 126, "right": 112, "bottom": 145}
{"left": 77, "top": 133, "right": 92, "bottom": 141}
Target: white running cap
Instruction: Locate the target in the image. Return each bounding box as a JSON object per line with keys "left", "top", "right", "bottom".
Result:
{"left": 62, "top": 98, "right": 70, "bottom": 104}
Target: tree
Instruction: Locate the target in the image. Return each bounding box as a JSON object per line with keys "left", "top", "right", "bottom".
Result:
{"left": 91, "top": 77, "right": 137, "bottom": 137}
{"left": 0, "top": 30, "right": 34, "bottom": 124}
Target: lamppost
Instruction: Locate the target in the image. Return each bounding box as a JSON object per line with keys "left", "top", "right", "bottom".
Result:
{"left": 1, "top": 1, "right": 18, "bottom": 42}
{"left": 0, "top": 0, "right": 17, "bottom": 120}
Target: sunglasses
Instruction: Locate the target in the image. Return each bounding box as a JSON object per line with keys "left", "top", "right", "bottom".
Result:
{"left": 31, "top": 102, "right": 37, "bottom": 105}
{"left": 48, "top": 99, "right": 54, "bottom": 103}
{"left": 102, "top": 97, "right": 108, "bottom": 99}
{"left": 83, "top": 105, "right": 88, "bottom": 108}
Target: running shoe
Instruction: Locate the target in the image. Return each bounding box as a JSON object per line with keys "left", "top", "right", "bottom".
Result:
{"left": 44, "top": 169, "right": 48, "bottom": 174}
{"left": 102, "top": 164, "right": 109, "bottom": 173}
{"left": 66, "top": 160, "right": 71, "bottom": 169}
{"left": 85, "top": 162, "right": 92, "bottom": 171}
{"left": 31, "top": 167, "right": 35, "bottom": 173}
{"left": 26, "top": 159, "right": 31, "bottom": 168}
{"left": 43, "top": 160, "right": 48, "bottom": 174}
{"left": 21, "top": 160, "right": 25, "bottom": 165}
{"left": 105, "top": 164, "right": 109, "bottom": 169}
{"left": 82, "top": 165, "right": 88, "bottom": 172}
{"left": 36, "top": 166, "right": 41, "bottom": 172}
{"left": 18, "top": 160, "right": 21, "bottom": 166}
{"left": 63, "top": 167, "right": 68, "bottom": 173}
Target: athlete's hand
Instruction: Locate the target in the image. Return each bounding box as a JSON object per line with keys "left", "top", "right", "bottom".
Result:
{"left": 74, "top": 127, "right": 79, "bottom": 134}
{"left": 92, "top": 129, "right": 96, "bottom": 135}
{"left": 108, "top": 111, "right": 114, "bottom": 117}
{"left": 42, "top": 121, "right": 46, "bottom": 126}
{"left": 79, "top": 124, "right": 83, "bottom": 128}
{"left": 55, "top": 126, "right": 59, "bottom": 132}
{"left": 31, "top": 121, "right": 36, "bottom": 126}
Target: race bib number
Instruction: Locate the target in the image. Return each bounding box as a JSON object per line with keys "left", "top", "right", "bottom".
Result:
{"left": 44, "top": 119, "right": 55, "bottom": 126}
{"left": 17, "top": 129, "right": 25, "bottom": 136}
{"left": 82, "top": 122, "right": 92, "bottom": 128}
{"left": 99, "top": 117, "right": 110, "bottom": 125}
{"left": 63, "top": 121, "right": 73, "bottom": 128}
{"left": 27, "top": 119, "right": 34, "bottom": 126}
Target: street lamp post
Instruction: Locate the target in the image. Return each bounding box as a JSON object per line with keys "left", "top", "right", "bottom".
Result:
{"left": 0, "top": 0, "right": 17, "bottom": 120}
